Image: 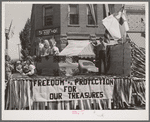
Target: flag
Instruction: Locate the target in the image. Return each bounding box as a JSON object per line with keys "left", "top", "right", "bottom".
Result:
{"left": 102, "top": 5, "right": 129, "bottom": 41}
{"left": 103, "top": 4, "right": 115, "bottom": 74}
{"left": 8, "top": 20, "right": 15, "bottom": 39}
{"left": 5, "top": 20, "right": 13, "bottom": 40}
{"left": 88, "top": 4, "right": 96, "bottom": 25}
{"left": 102, "top": 14, "right": 122, "bottom": 40}
{"left": 116, "top": 6, "right": 129, "bottom": 39}
{"left": 10, "top": 26, "right": 15, "bottom": 38}
{"left": 103, "top": 4, "right": 115, "bottom": 43}
{"left": 8, "top": 20, "right": 13, "bottom": 34}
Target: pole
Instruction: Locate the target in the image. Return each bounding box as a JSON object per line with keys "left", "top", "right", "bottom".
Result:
{"left": 121, "top": 4, "right": 125, "bottom": 76}
{"left": 122, "top": 33, "right": 127, "bottom": 76}
{"left": 5, "top": 35, "right": 8, "bottom": 55}
{"left": 122, "top": 39, "right": 124, "bottom": 76}
{"left": 17, "top": 44, "right": 20, "bottom": 60}
{"left": 5, "top": 20, "right": 13, "bottom": 55}
{"left": 5, "top": 29, "right": 9, "bottom": 55}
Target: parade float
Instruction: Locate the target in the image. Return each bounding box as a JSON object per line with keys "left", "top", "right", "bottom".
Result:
{"left": 5, "top": 34, "right": 145, "bottom": 110}
{"left": 5, "top": 4, "right": 146, "bottom": 110}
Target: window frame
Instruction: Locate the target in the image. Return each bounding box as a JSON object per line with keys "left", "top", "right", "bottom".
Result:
{"left": 44, "top": 15, "right": 53, "bottom": 26}
{"left": 43, "top": 5, "right": 53, "bottom": 27}
{"left": 68, "top": 4, "right": 79, "bottom": 26}
{"left": 87, "top": 4, "right": 98, "bottom": 26}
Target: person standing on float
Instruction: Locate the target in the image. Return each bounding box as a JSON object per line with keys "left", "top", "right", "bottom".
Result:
{"left": 91, "top": 37, "right": 107, "bottom": 75}
{"left": 98, "top": 37, "right": 107, "bottom": 75}
{"left": 37, "top": 38, "right": 44, "bottom": 57}
{"left": 41, "top": 39, "right": 51, "bottom": 56}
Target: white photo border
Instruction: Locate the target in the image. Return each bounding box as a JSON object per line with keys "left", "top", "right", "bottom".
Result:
{"left": 1, "top": 1, "right": 149, "bottom": 120}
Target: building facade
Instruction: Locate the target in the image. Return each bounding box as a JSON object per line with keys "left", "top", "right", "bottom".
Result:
{"left": 30, "top": 4, "right": 145, "bottom": 76}
{"left": 125, "top": 4, "right": 145, "bottom": 33}
{"left": 30, "top": 4, "right": 122, "bottom": 56}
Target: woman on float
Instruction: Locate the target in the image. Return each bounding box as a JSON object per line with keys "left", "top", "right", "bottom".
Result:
{"left": 41, "top": 39, "right": 51, "bottom": 56}
{"left": 22, "top": 56, "right": 36, "bottom": 76}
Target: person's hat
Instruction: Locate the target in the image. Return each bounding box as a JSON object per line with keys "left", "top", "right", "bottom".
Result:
{"left": 99, "top": 37, "right": 104, "bottom": 41}
{"left": 17, "top": 61, "right": 21, "bottom": 64}
{"left": 93, "top": 40, "right": 98, "bottom": 45}
{"left": 16, "top": 61, "right": 21, "bottom": 64}
{"left": 44, "top": 39, "right": 50, "bottom": 46}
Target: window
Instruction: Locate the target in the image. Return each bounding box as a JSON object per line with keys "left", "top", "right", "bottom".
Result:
{"left": 44, "top": 6, "right": 53, "bottom": 26}
{"left": 69, "top": 4, "right": 79, "bottom": 25}
{"left": 87, "top": 4, "right": 97, "bottom": 25}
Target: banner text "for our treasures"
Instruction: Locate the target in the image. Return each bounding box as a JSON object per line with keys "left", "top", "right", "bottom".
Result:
{"left": 13, "top": 77, "right": 130, "bottom": 101}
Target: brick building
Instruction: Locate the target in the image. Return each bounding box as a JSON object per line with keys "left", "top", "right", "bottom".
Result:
{"left": 30, "top": 4, "right": 122, "bottom": 55}
{"left": 30, "top": 4, "right": 145, "bottom": 76}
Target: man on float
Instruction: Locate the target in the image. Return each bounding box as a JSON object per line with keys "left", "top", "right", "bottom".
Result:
{"left": 91, "top": 37, "right": 108, "bottom": 75}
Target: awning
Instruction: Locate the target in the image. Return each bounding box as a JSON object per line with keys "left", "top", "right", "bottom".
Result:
{"left": 59, "top": 40, "right": 95, "bottom": 58}
{"left": 128, "top": 33, "right": 145, "bottom": 49}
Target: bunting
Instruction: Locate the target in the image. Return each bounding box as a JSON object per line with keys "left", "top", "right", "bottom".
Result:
{"left": 103, "top": 4, "right": 115, "bottom": 43}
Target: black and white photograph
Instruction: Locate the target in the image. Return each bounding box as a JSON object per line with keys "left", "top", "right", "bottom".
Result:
{"left": 2, "top": 1, "right": 149, "bottom": 120}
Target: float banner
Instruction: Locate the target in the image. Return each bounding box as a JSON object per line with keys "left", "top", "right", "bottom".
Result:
{"left": 31, "top": 77, "right": 128, "bottom": 102}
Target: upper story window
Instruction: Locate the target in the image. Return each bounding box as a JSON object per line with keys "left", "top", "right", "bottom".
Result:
{"left": 69, "top": 4, "right": 79, "bottom": 25}
{"left": 87, "top": 4, "right": 97, "bottom": 25}
{"left": 44, "top": 6, "right": 53, "bottom": 26}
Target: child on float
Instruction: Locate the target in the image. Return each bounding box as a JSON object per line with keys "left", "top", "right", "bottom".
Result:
{"left": 52, "top": 42, "right": 59, "bottom": 56}
{"left": 26, "top": 58, "right": 36, "bottom": 76}
{"left": 36, "top": 37, "right": 44, "bottom": 57}
{"left": 41, "top": 39, "right": 51, "bottom": 56}
{"left": 16, "top": 60, "right": 23, "bottom": 74}
{"left": 22, "top": 57, "right": 36, "bottom": 76}
{"left": 22, "top": 61, "right": 30, "bottom": 75}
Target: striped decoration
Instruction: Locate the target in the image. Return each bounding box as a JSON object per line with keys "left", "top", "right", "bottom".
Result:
{"left": 103, "top": 4, "right": 115, "bottom": 73}
{"left": 130, "top": 40, "right": 145, "bottom": 78}
{"left": 5, "top": 78, "right": 112, "bottom": 110}
{"left": 103, "top": 4, "right": 116, "bottom": 43}
{"left": 5, "top": 76, "right": 145, "bottom": 110}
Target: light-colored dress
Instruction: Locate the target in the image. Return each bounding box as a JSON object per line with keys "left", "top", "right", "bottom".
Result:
{"left": 42, "top": 40, "right": 51, "bottom": 56}
{"left": 42, "top": 47, "right": 51, "bottom": 56}
{"left": 52, "top": 46, "right": 59, "bottom": 55}
{"left": 37, "top": 42, "right": 44, "bottom": 56}
{"left": 27, "top": 64, "right": 36, "bottom": 75}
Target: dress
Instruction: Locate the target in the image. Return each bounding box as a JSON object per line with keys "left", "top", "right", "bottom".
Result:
{"left": 52, "top": 46, "right": 59, "bottom": 55}
{"left": 27, "top": 64, "right": 36, "bottom": 75}
{"left": 42, "top": 47, "right": 51, "bottom": 56}
{"left": 37, "top": 43, "right": 44, "bottom": 56}
{"left": 42, "top": 40, "right": 51, "bottom": 56}
{"left": 16, "top": 64, "right": 22, "bottom": 73}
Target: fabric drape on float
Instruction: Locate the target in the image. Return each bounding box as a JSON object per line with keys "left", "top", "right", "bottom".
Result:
{"left": 128, "top": 33, "right": 145, "bottom": 78}
{"left": 59, "top": 40, "right": 95, "bottom": 58}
